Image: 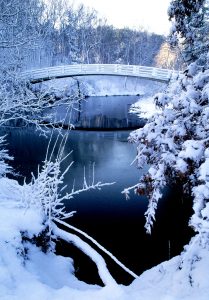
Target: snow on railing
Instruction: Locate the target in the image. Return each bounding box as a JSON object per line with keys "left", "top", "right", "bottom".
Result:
{"left": 19, "top": 64, "right": 179, "bottom": 83}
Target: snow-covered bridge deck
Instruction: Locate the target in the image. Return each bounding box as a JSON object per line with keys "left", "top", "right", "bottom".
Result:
{"left": 20, "top": 64, "right": 179, "bottom": 83}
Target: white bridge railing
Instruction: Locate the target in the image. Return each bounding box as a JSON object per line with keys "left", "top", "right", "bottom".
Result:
{"left": 20, "top": 64, "right": 179, "bottom": 83}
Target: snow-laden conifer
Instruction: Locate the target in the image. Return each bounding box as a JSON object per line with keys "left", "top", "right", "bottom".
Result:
{"left": 168, "top": 0, "right": 209, "bottom": 63}
{"left": 126, "top": 0, "right": 209, "bottom": 236}
{"left": 123, "top": 1, "right": 209, "bottom": 287}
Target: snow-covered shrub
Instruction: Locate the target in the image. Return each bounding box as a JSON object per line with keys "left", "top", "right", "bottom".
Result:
{"left": 21, "top": 133, "right": 113, "bottom": 233}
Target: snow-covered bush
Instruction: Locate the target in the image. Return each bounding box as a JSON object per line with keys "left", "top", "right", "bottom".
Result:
{"left": 21, "top": 133, "right": 113, "bottom": 230}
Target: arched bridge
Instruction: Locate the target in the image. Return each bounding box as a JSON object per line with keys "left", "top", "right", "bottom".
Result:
{"left": 20, "top": 64, "right": 179, "bottom": 84}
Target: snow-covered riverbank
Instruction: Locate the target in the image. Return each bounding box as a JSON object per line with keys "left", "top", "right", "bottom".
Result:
{"left": 0, "top": 176, "right": 208, "bottom": 300}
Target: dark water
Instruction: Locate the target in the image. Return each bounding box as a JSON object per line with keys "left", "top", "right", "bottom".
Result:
{"left": 3, "top": 126, "right": 193, "bottom": 285}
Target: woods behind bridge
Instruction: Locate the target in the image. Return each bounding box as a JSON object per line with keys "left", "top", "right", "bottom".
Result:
{"left": 0, "top": 0, "right": 180, "bottom": 73}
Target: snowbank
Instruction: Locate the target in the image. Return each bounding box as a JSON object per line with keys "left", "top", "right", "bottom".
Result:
{"left": 130, "top": 96, "right": 161, "bottom": 119}
{"left": 1, "top": 176, "right": 209, "bottom": 299}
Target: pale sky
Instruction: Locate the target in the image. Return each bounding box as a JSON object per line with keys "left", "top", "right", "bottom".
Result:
{"left": 73, "top": 0, "right": 172, "bottom": 35}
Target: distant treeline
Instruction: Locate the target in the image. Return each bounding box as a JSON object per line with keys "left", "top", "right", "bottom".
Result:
{"left": 0, "top": 0, "right": 178, "bottom": 71}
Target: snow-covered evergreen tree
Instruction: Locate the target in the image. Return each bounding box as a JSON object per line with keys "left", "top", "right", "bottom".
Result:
{"left": 168, "top": 0, "right": 209, "bottom": 63}
{"left": 125, "top": 0, "right": 209, "bottom": 238}
{"left": 123, "top": 0, "right": 209, "bottom": 287}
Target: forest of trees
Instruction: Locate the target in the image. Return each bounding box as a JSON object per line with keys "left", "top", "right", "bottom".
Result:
{"left": 0, "top": 0, "right": 167, "bottom": 72}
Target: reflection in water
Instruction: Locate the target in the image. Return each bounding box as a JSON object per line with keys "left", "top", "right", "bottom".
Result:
{"left": 2, "top": 128, "right": 193, "bottom": 285}
{"left": 46, "top": 96, "right": 145, "bottom": 129}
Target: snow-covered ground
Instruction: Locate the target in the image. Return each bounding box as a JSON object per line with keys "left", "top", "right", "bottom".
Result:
{"left": 130, "top": 96, "right": 161, "bottom": 119}
{"left": 0, "top": 176, "right": 209, "bottom": 300}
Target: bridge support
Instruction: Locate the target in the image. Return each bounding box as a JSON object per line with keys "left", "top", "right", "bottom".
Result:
{"left": 72, "top": 77, "right": 83, "bottom": 123}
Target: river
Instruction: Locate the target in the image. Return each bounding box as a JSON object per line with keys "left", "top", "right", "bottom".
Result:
{"left": 2, "top": 126, "right": 193, "bottom": 285}
{"left": 46, "top": 95, "right": 145, "bottom": 129}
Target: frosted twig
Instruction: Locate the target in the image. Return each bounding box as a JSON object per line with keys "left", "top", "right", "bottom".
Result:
{"left": 53, "top": 223, "right": 118, "bottom": 287}
{"left": 54, "top": 218, "right": 138, "bottom": 279}
{"left": 122, "top": 184, "right": 140, "bottom": 200}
